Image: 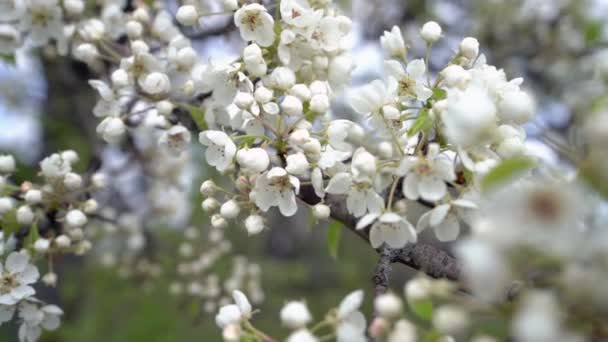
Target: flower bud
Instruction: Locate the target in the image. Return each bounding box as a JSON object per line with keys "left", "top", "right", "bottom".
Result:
{"left": 236, "top": 148, "right": 270, "bottom": 173}
{"left": 254, "top": 87, "right": 273, "bottom": 103}
{"left": 92, "top": 172, "right": 107, "bottom": 189}
{"left": 0, "top": 155, "right": 15, "bottom": 174}
{"left": 176, "top": 5, "right": 199, "bottom": 26}
{"left": 66, "top": 209, "right": 87, "bottom": 227}
{"left": 24, "top": 190, "right": 42, "bottom": 205}
{"left": 441, "top": 65, "right": 470, "bottom": 89}
{"left": 243, "top": 44, "right": 266, "bottom": 77}
{"left": 211, "top": 214, "right": 228, "bottom": 228}
{"left": 111, "top": 68, "right": 130, "bottom": 88}
{"left": 64, "top": 172, "right": 83, "bottom": 190}
{"left": 16, "top": 206, "right": 34, "bottom": 225}
{"left": 280, "top": 301, "right": 312, "bottom": 329}
{"left": 177, "top": 47, "right": 197, "bottom": 69}
{"left": 245, "top": 215, "right": 265, "bottom": 235}
{"left": 55, "top": 235, "right": 72, "bottom": 249}
{"left": 156, "top": 100, "right": 174, "bottom": 116}
{"left": 405, "top": 277, "right": 431, "bottom": 302}
{"left": 0, "top": 197, "right": 14, "bottom": 214}
{"left": 202, "top": 198, "right": 220, "bottom": 213}
{"left": 433, "top": 305, "right": 469, "bottom": 335}
{"left": 271, "top": 67, "right": 296, "bottom": 90}
{"left": 459, "top": 37, "right": 479, "bottom": 60}
{"left": 498, "top": 90, "right": 535, "bottom": 124}
{"left": 126, "top": 20, "right": 143, "bottom": 39}
{"left": 285, "top": 152, "right": 309, "bottom": 175}
{"left": 374, "top": 293, "right": 403, "bottom": 318}
{"left": 420, "top": 21, "right": 442, "bottom": 43}
{"left": 132, "top": 8, "right": 150, "bottom": 23}
{"left": 310, "top": 94, "right": 329, "bottom": 113}
{"left": 97, "top": 117, "right": 126, "bottom": 144}
{"left": 141, "top": 72, "right": 171, "bottom": 95}
{"left": 34, "top": 238, "right": 50, "bottom": 253}
{"left": 220, "top": 200, "right": 240, "bottom": 219}
{"left": 64, "top": 0, "right": 84, "bottom": 15}
{"left": 312, "top": 204, "right": 330, "bottom": 220}
{"left": 200, "top": 180, "right": 216, "bottom": 197}
{"left": 83, "top": 199, "right": 98, "bottom": 214}
{"left": 289, "top": 84, "right": 311, "bottom": 101}
{"left": 223, "top": 0, "right": 238, "bottom": 10}
{"left": 281, "top": 95, "right": 303, "bottom": 116}
{"left": 42, "top": 272, "right": 58, "bottom": 287}
{"left": 369, "top": 317, "right": 390, "bottom": 339}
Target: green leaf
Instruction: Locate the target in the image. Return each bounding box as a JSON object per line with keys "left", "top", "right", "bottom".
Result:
{"left": 0, "top": 54, "right": 15, "bottom": 65}
{"left": 410, "top": 298, "right": 434, "bottom": 321}
{"left": 481, "top": 157, "right": 535, "bottom": 191}
{"left": 27, "top": 221, "right": 39, "bottom": 248}
{"left": 431, "top": 88, "right": 447, "bottom": 101}
{"left": 184, "top": 104, "right": 207, "bottom": 131}
{"left": 585, "top": 21, "right": 603, "bottom": 45}
{"left": 326, "top": 221, "right": 343, "bottom": 259}
{"left": 1, "top": 210, "right": 20, "bottom": 238}
{"left": 580, "top": 161, "right": 608, "bottom": 200}
{"left": 408, "top": 109, "right": 432, "bottom": 137}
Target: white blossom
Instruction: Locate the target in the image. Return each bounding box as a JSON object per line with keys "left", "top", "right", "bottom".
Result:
{"left": 395, "top": 144, "right": 456, "bottom": 202}
{"left": 199, "top": 131, "right": 237, "bottom": 172}
{"left": 250, "top": 167, "right": 300, "bottom": 216}
{"left": 0, "top": 252, "right": 39, "bottom": 305}
{"left": 357, "top": 212, "right": 417, "bottom": 248}
{"left": 234, "top": 4, "right": 275, "bottom": 47}
{"left": 280, "top": 301, "right": 312, "bottom": 329}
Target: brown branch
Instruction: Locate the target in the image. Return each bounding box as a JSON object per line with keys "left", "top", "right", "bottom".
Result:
{"left": 298, "top": 185, "right": 462, "bottom": 282}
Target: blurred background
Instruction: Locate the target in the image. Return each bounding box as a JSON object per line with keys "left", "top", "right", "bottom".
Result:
{"left": 1, "top": 0, "right": 607, "bottom": 340}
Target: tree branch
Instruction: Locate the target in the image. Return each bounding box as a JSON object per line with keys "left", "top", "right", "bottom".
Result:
{"left": 298, "top": 185, "right": 462, "bottom": 282}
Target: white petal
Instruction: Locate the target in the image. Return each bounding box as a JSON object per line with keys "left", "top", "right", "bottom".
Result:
{"left": 325, "top": 172, "right": 352, "bottom": 194}
{"left": 406, "top": 59, "right": 426, "bottom": 79}
{"left": 0, "top": 305, "right": 15, "bottom": 324}
{"left": 232, "top": 290, "right": 252, "bottom": 316}
{"left": 418, "top": 176, "right": 446, "bottom": 202}
{"left": 434, "top": 215, "right": 460, "bottom": 242}
{"left": 17, "top": 265, "right": 39, "bottom": 285}
{"left": 311, "top": 168, "right": 325, "bottom": 198}
{"left": 267, "top": 167, "right": 288, "bottom": 179}
{"left": 416, "top": 210, "right": 432, "bottom": 233}
{"left": 369, "top": 224, "right": 385, "bottom": 248}
{"left": 6, "top": 252, "right": 28, "bottom": 274}
{"left": 356, "top": 214, "right": 378, "bottom": 230}
{"left": 402, "top": 173, "right": 420, "bottom": 200}
{"left": 429, "top": 204, "right": 450, "bottom": 227}
{"left": 395, "top": 157, "right": 417, "bottom": 176}
{"left": 347, "top": 190, "right": 366, "bottom": 217}
{"left": 11, "top": 285, "right": 35, "bottom": 300}
{"left": 365, "top": 190, "right": 385, "bottom": 215}
{"left": 278, "top": 190, "right": 298, "bottom": 216}
{"left": 337, "top": 290, "right": 364, "bottom": 319}
{"left": 215, "top": 304, "right": 242, "bottom": 328}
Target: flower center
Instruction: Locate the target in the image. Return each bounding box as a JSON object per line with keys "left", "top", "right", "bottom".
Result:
{"left": 0, "top": 273, "right": 17, "bottom": 294}
{"left": 528, "top": 191, "right": 561, "bottom": 223}
{"left": 270, "top": 176, "right": 291, "bottom": 190}
{"left": 243, "top": 13, "right": 260, "bottom": 30}
{"left": 399, "top": 76, "right": 416, "bottom": 96}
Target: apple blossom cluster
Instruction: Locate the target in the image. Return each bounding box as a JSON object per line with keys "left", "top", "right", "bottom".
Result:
{"left": 0, "top": 152, "right": 109, "bottom": 341}
{"left": 195, "top": 1, "right": 535, "bottom": 249}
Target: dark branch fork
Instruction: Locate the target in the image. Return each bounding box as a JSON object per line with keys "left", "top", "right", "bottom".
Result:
{"left": 298, "top": 185, "right": 462, "bottom": 293}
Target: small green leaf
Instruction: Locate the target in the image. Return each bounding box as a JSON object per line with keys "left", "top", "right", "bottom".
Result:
{"left": 410, "top": 298, "right": 434, "bottom": 321}
{"left": 0, "top": 54, "right": 15, "bottom": 65}
{"left": 408, "top": 109, "right": 432, "bottom": 137}
{"left": 326, "top": 221, "right": 343, "bottom": 259}
{"left": 431, "top": 88, "right": 447, "bottom": 101}
{"left": 1, "top": 210, "right": 20, "bottom": 238}
{"left": 27, "top": 221, "right": 39, "bottom": 247}
{"left": 585, "top": 21, "right": 603, "bottom": 45}
{"left": 184, "top": 104, "right": 207, "bottom": 131}
{"left": 481, "top": 157, "right": 535, "bottom": 191}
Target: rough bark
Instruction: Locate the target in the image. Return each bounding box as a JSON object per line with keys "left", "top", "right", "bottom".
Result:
{"left": 298, "top": 185, "right": 462, "bottom": 283}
